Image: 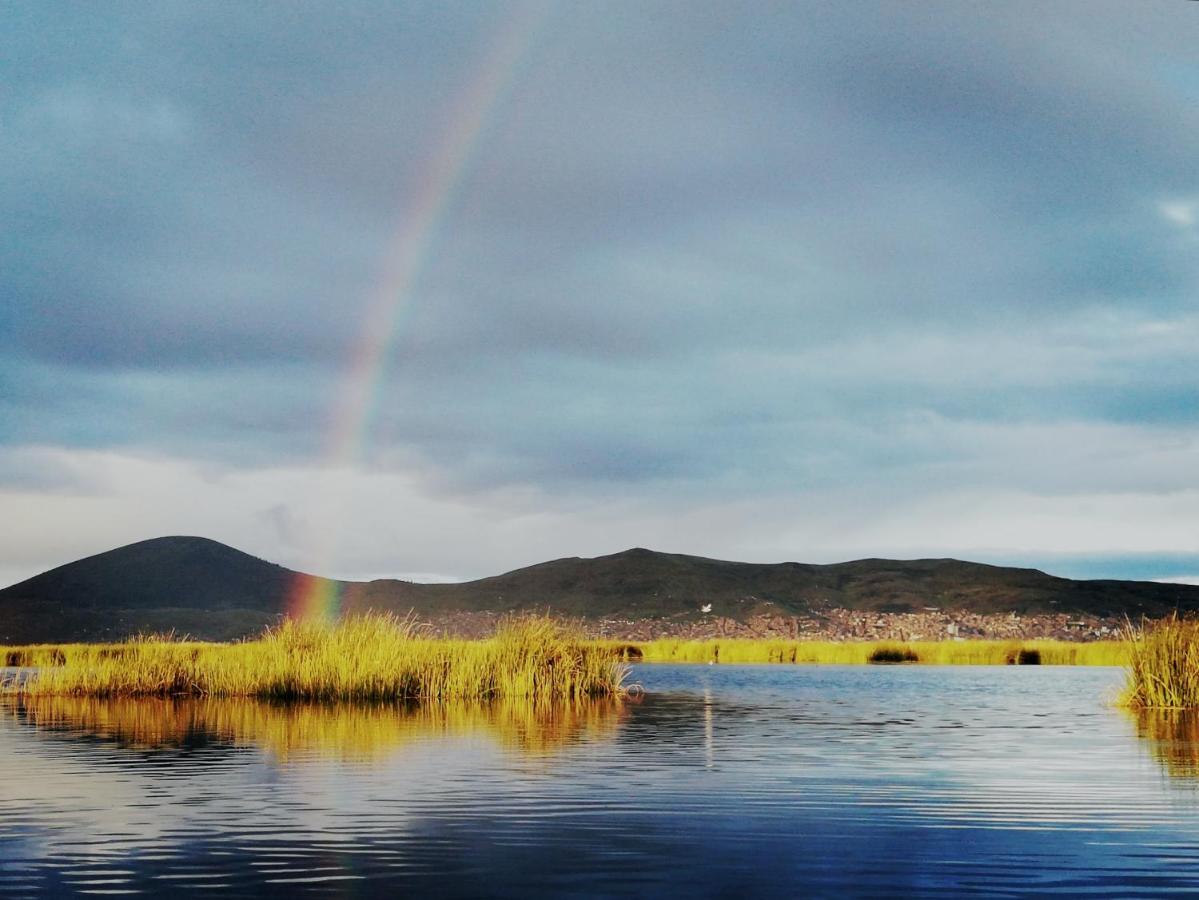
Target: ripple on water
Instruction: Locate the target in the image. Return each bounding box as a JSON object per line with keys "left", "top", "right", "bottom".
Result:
{"left": 3, "top": 666, "right": 1199, "bottom": 896}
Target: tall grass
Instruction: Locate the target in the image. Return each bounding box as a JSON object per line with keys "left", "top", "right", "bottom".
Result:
{"left": 4, "top": 645, "right": 74, "bottom": 667}
{"left": 1119, "top": 616, "right": 1199, "bottom": 709}
{"left": 609, "top": 637, "right": 1128, "bottom": 666}
{"left": 14, "top": 614, "right": 626, "bottom": 701}
{"left": 3, "top": 630, "right": 1132, "bottom": 701}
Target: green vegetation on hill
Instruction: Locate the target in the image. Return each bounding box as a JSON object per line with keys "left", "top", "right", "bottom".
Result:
{"left": 364, "top": 549, "right": 1195, "bottom": 620}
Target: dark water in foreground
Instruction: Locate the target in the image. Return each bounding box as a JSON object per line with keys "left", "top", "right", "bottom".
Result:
{"left": 4, "top": 665, "right": 1199, "bottom": 898}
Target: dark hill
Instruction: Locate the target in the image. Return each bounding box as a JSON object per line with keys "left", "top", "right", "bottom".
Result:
{"left": 0, "top": 536, "right": 341, "bottom": 642}
{"left": 4, "top": 537, "right": 1199, "bottom": 642}
{"left": 356, "top": 548, "right": 1199, "bottom": 621}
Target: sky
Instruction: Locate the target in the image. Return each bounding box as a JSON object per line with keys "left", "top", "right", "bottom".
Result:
{"left": 3, "top": 1, "right": 1198, "bottom": 587}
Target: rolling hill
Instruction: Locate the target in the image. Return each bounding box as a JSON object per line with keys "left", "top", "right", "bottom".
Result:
{"left": 2, "top": 536, "right": 1198, "bottom": 643}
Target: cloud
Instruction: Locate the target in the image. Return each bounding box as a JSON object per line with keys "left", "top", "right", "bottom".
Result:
{"left": 2, "top": 2, "right": 1198, "bottom": 580}
{"left": 256, "top": 503, "right": 306, "bottom": 551}
{"left": 3, "top": 444, "right": 1199, "bottom": 589}
{"left": 1160, "top": 200, "right": 1196, "bottom": 229}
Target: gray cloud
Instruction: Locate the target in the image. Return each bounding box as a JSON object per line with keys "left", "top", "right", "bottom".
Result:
{"left": 3, "top": 1, "right": 1198, "bottom": 580}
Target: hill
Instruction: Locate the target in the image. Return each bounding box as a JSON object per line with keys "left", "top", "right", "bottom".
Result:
{"left": 3, "top": 537, "right": 1199, "bottom": 643}
{"left": 351, "top": 548, "right": 1199, "bottom": 622}
{"left": 0, "top": 537, "right": 339, "bottom": 643}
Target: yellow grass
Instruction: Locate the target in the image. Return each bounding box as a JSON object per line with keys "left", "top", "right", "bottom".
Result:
{"left": 1119, "top": 616, "right": 1199, "bottom": 709}
{"left": 8, "top": 614, "right": 626, "bottom": 701}
{"left": 4, "top": 644, "right": 77, "bottom": 667}
{"left": 1, "top": 627, "right": 1132, "bottom": 704}
{"left": 608, "top": 637, "right": 1128, "bottom": 666}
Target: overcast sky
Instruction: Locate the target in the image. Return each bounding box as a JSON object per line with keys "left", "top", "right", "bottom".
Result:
{"left": 3, "top": 1, "right": 1198, "bottom": 587}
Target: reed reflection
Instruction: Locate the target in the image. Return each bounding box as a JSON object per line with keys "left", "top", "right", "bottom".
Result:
{"left": 4, "top": 694, "right": 626, "bottom": 763}
{"left": 1131, "top": 708, "right": 1199, "bottom": 780}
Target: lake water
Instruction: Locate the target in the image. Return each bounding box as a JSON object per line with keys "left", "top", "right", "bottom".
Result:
{"left": 4, "top": 665, "right": 1199, "bottom": 898}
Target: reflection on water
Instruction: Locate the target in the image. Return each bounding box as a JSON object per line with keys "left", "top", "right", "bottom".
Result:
{"left": 7, "top": 694, "right": 625, "bottom": 762}
{"left": 1131, "top": 708, "right": 1199, "bottom": 780}
{"left": 5, "top": 666, "right": 1199, "bottom": 897}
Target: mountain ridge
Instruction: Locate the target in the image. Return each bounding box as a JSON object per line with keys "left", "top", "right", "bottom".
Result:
{"left": 3, "top": 536, "right": 1198, "bottom": 643}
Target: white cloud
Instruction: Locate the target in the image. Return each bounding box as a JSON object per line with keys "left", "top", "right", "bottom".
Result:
{"left": 820, "top": 488, "right": 1199, "bottom": 558}
{"left": 1160, "top": 199, "right": 1197, "bottom": 229}
{"left": 3, "top": 438, "right": 1199, "bottom": 588}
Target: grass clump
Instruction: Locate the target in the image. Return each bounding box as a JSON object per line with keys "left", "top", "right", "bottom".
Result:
{"left": 1119, "top": 616, "right": 1199, "bottom": 709}
{"left": 868, "top": 644, "right": 919, "bottom": 664}
{"left": 14, "top": 614, "right": 626, "bottom": 702}
{"left": 4, "top": 646, "right": 70, "bottom": 667}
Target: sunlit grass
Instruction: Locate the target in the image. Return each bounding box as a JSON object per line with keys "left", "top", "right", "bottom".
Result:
{"left": 4, "top": 645, "right": 75, "bottom": 667}
{"left": 868, "top": 643, "right": 919, "bottom": 663}
{"left": 2, "top": 629, "right": 1133, "bottom": 702}
{"left": 605, "top": 637, "right": 1128, "bottom": 666}
{"left": 8, "top": 614, "right": 626, "bottom": 701}
{"left": 1119, "top": 616, "right": 1199, "bottom": 709}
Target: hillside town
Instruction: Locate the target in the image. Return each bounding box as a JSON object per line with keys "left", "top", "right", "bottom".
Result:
{"left": 425, "top": 607, "right": 1123, "bottom": 642}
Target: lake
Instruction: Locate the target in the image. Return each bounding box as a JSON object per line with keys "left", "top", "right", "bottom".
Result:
{"left": 4, "top": 664, "right": 1199, "bottom": 897}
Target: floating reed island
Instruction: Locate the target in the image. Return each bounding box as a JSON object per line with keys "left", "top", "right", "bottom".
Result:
{"left": 6, "top": 615, "right": 628, "bottom": 702}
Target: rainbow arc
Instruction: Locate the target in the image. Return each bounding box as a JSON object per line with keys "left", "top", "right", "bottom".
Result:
{"left": 288, "top": 3, "right": 548, "bottom": 619}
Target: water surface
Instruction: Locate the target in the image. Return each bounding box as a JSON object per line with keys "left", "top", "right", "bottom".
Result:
{"left": 3, "top": 665, "right": 1199, "bottom": 897}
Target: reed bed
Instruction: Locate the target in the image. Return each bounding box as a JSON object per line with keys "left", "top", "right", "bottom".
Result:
{"left": 11, "top": 614, "right": 626, "bottom": 701}
{"left": 2, "top": 629, "right": 1132, "bottom": 702}
{"left": 1119, "top": 616, "right": 1199, "bottom": 709}
{"left": 4, "top": 644, "right": 80, "bottom": 668}
{"left": 610, "top": 637, "right": 1128, "bottom": 666}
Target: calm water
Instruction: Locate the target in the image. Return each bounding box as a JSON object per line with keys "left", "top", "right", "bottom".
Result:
{"left": 4, "top": 665, "right": 1199, "bottom": 898}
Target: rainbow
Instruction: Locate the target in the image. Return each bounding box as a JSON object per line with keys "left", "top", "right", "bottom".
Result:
{"left": 288, "top": 3, "right": 548, "bottom": 620}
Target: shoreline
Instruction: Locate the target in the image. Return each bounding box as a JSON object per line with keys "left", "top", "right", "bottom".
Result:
{"left": 3, "top": 635, "right": 1129, "bottom": 682}
{"left": 421, "top": 607, "right": 1123, "bottom": 643}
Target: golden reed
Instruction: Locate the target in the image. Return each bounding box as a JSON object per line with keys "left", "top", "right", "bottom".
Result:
{"left": 1119, "top": 615, "right": 1199, "bottom": 709}
{"left": 607, "top": 637, "right": 1128, "bottom": 666}
{"left": 6, "top": 614, "right": 627, "bottom": 702}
